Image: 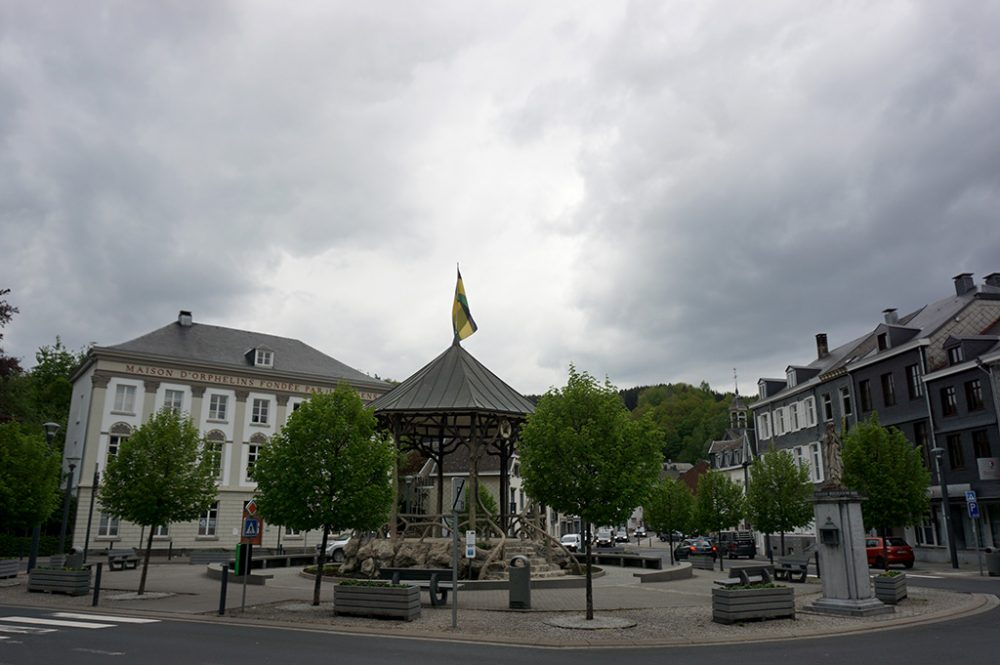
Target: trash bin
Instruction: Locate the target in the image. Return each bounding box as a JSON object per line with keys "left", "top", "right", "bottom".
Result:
{"left": 986, "top": 548, "right": 1000, "bottom": 577}
{"left": 509, "top": 555, "right": 531, "bottom": 609}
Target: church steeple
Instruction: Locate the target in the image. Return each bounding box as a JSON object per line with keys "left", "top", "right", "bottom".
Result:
{"left": 729, "top": 368, "right": 747, "bottom": 430}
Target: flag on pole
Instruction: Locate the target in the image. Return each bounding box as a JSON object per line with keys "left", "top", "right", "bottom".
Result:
{"left": 452, "top": 266, "right": 478, "bottom": 341}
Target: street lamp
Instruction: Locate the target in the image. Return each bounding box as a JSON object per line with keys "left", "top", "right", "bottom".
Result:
{"left": 27, "top": 423, "right": 60, "bottom": 572}
{"left": 56, "top": 455, "right": 81, "bottom": 565}
{"left": 931, "top": 447, "right": 959, "bottom": 569}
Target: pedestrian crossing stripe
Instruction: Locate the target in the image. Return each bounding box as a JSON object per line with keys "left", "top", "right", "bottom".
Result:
{"left": 0, "top": 624, "right": 56, "bottom": 634}
{"left": 52, "top": 612, "right": 160, "bottom": 624}
{"left": 0, "top": 617, "right": 117, "bottom": 629}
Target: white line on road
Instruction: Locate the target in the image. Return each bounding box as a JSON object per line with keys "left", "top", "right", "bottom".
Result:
{"left": 0, "top": 624, "right": 57, "bottom": 634}
{"left": 905, "top": 574, "right": 943, "bottom": 579}
{"left": 52, "top": 612, "right": 160, "bottom": 624}
{"left": 0, "top": 617, "right": 116, "bottom": 629}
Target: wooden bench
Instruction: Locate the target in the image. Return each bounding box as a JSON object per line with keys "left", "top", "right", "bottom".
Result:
{"left": 774, "top": 549, "right": 812, "bottom": 582}
{"left": 107, "top": 548, "right": 140, "bottom": 571}
{"left": 714, "top": 564, "right": 774, "bottom": 588}
{"left": 378, "top": 568, "right": 461, "bottom": 607}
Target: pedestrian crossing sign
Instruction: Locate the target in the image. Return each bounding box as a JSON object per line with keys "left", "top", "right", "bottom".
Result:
{"left": 241, "top": 516, "right": 263, "bottom": 545}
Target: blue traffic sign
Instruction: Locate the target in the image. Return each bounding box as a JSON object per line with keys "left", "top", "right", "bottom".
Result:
{"left": 965, "top": 490, "right": 977, "bottom": 503}
{"left": 242, "top": 517, "right": 260, "bottom": 538}
{"left": 968, "top": 501, "right": 980, "bottom": 519}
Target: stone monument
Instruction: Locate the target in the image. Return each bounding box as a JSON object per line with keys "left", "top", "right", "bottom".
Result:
{"left": 807, "top": 424, "right": 893, "bottom": 617}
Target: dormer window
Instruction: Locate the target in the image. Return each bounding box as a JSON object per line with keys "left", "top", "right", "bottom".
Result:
{"left": 947, "top": 346, "right": 963, "bottom": 366}
{"left": 786, "top": 369, "right": 797, "bottom": 388}
{"left": 254, "top": 348, "right": 273, "bottom": 368}
{"left": 877, "top": 333, "right": 888, "bottom": 351}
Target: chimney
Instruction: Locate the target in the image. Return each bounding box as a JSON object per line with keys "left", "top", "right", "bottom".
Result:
{"left": 178, "top": 310, "right": 193, "bottom": 327}
{"left": 954, "top": 272, "right": 975, "bottom": 296}
{"left": 816, "top": 333, "right": 829, "bottom": 359}
{"left": 985, "top": 273, "right": 1000, "bottom": 288}
{"left": 883, "top": 308, "right": 898, "bottom": 324}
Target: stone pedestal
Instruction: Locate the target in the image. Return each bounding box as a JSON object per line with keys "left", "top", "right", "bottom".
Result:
{"left": 807, "top": 490, "right": 893, "bottom": 617}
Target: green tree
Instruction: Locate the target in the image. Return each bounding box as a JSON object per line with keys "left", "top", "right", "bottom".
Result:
{"left": 746, "top": 447, "right": 814, "bottom": 558}
{"left": 519, "top": 366, "right": 663, "bottom": 620}
{"left": 632, "top": 383, "right": 733, "bottom": 463}
{"left": 0, "top": 423, "right": 61, "bottom": 531}
{"left": 843, "top": 413, "right": 930, "bottom": 569}
{"left": 694, "top": 470, "right": 745, "bottom": 571}
{"left": 643, "top": 476, "right": 694, "bottom": 563}
{"left": 460, "top": 484, "right": 499, "bottom": 532}
{"left": 253, "top": 386, "right": 395, "bottom": 605}
{"left": 100, "top": 408, "right": 217, "bottom": 594}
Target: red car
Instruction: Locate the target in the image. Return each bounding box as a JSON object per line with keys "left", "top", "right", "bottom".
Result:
{"left": 865, "top": 536, "right": 914, "bottom": 569}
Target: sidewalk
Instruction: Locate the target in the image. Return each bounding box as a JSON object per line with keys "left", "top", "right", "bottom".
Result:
{"left": 1, "top": 558, "right": 996, "bottom": 647}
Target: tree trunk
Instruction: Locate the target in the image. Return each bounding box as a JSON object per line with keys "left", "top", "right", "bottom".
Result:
{"left": 584, "top": 522, "right": 594, "bottom": 620}
{"left": 313, "top": 526, "right": 329, "bottom": 606}
{"left": 766, "top": 533, "right": 773, "bottom": 564}
{"left": 717, "top": 530, "right": 724, "bottom": 572}
{"left": 138, "top": 526, "right": 155, "bottom": 595}
{"left": 668, "top": 533, "right": 675, "bottom": 565}
{"left": 780, "top": 531, "right": 786, "bottom": 556}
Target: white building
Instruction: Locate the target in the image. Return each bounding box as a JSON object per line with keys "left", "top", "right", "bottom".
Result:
{"left": 66, "top": 311, "right": 389, "bottom": 552}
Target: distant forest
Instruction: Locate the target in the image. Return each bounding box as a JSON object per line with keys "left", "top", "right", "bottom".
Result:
{"left": 525, "top": 382, "right": 754, "bottom": 464}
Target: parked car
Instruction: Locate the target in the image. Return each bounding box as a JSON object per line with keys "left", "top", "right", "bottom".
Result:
{"left": 865, "top": 536, "right": 914, "bottom": 569}
{"left": 595, "top": 528, "right": 615, "bottom": 547}
{"left": 560, "top": 533, "right": 583, "bottom": 552}
{"left": 658, "top": 531, "right": 685, "bottom": 542}
{"left": 673, "top": 538, "right": 716, "bottom": 560}
{"left": 325, "top": 532, "right": 352, "bottom": 563}
{"left": 718, "top": 531, "right": 757, "bottom": 559}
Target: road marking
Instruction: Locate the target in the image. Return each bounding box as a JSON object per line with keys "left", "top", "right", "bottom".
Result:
{"left": 905, "top": 573, "right": 943, "bottom": 579}
{"left": 0, "top": 624, "right": 57, "bottom": 635}
{"left": 0, "top": 617, "right": 117, "bottom": 629}
{"left": 52, "top": 612, "right": 159, "bottom": 624}
{"left": 74, "top": 648, "right": 126, "bottom": 656}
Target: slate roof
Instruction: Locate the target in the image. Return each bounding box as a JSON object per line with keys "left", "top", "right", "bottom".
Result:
{"left": 371, "top": 341, "right": 534, "bottom": 416}
{"left": 90, "top": 316, "right": 386, "bottom": 389}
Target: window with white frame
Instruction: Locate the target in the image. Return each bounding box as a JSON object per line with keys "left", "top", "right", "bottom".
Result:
{"left": 153, "top": 524, "right": 169, "bottom": 537}
{"left": 208, "top": 394, "right": 228, "bottom": 421}
{"left": 164, "top": 389, "right": 184, "bottom": 414}
{"left": 107, "top": 423, "right": 131, "bottom": 462}
{"left": 757, "top": 414, "right": 771, "bottom": 439}
{"left": 915, "top": 513, "right": 939, "bottom": 546}
{"left": 793, "top": 446, "right": 805, "bottom": 469}
{"left": 804, "top": 397, "right": 816, "bottom": 427}
{"left": 786, "top": 369, "right": 797, "bottom": 388}
{"left": 113, "top": 384, "right": 137, "bottom": 413}
{"left": 205, "top": 430, "right": 225, "bottom": 480}
{"left": 98, "top": 512, "right": 120, "bottom": 537}
{"left": 840, "top": 387, "right": 853, "bottom": 417}
{"left": 822, "top": 394, "right": 833, "bottom": 421}
{"left": 810, "top": 443, "right": 823, "bottom": 482}
{"left": 255, "top": 349, "right": 273, "bottom": 368}
{"left": 198, "top": 502, "right": 218, "bottom": 536}
{"left": 775, "top": 408, "right": 786, "bottom": 436}
{"left": 789, "top": 403, "right": 800, "bottom": 431}
{"left": 285, "top": 526, "right": 301, "bottom": 537}
{"left": 251, "top": 398, "right": 270, "bottom": 425}
{"left": 246, "top": 433, "right": 268, "bottom": 481}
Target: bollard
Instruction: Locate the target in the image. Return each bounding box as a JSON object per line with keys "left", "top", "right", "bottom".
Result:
{"left": 92, "top": 563, "right": 102, "bottom": 607}
{"left": 218, "top": 565, "right": 229, "bottom": 615}
{"left": 168, "top": 542, "right": 173, "bottom": 561}
{"left": 508, "top": 555, "right": 531, "bottom": 610}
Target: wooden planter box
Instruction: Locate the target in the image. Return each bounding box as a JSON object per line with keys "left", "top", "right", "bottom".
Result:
{"left": 874, "top": 573, "right": 907, "bottom": 604}
{"left": 334, "top": 584, "right": 421, "bottom": 621}
{"left": 712, "top": 586, "right": 795, "bottom": 624}
{"left": 28, "top": 568, "right": 92, "bottom": 596}
{"left": 0, "top": 559, "right": 19, "bottom": 579}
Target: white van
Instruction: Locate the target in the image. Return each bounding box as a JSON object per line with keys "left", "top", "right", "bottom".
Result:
{"left": 560, "top": 533, "right": 583, "bottom": 552}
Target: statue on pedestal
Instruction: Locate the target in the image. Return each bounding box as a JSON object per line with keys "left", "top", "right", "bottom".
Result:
{"left": 821, "top": 423, "right": 845, "bottom": 490}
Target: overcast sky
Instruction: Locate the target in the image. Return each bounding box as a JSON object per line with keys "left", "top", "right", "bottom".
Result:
{"left": 3, "top": 1, "right": 999, "bottom": 396}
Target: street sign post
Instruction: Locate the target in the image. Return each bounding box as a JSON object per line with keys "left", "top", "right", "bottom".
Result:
{"left": 465, "top": 530, "right": 476, "bottom": 559}
{"left": 964, "top": 490, "right": 984, "bottom": 575}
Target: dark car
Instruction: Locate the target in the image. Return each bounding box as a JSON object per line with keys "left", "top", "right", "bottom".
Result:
{"left": 673, "top": 538, "right": 716, "bottom": 560}
{"left": 865, "top": 536, "right": 914, "bottom": 569}
{"left": 718, "top": 531, "right": 757, "bottom": 559}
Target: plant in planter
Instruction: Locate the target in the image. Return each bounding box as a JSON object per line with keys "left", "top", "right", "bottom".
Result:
{"left": 712, "top": 582, "right": 796, "bottom": 624}
{"left": 333, "top": 579, "right": 421, "bottom": 621}
{"left": 27, "top": 566, "right": 92, "bottom": 596}
{"left": 873, "top": 570, "right": 907, "bottom": 604}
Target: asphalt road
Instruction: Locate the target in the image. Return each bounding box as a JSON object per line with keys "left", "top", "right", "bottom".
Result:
{"left": 1, "top": 570, "right": 997, "bottom": 665}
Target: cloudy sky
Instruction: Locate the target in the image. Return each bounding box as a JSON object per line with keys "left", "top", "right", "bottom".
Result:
{"left": 2, "top": 1, "right": 999, "bottom": 396}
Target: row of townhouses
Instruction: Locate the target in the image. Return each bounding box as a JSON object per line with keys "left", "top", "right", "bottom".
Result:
{"left": 739, "top": 272, "right": 1000, "bottom": 562}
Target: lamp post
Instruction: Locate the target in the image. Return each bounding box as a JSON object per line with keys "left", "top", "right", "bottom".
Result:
{"left": 82, "top": 466, "right": 100, "bottom": 563}
{"left": 931, "top": 447, "right": 959, "bottom": 569}
{"left": 27, "top": 422, "right": 60, "bottom": 573}
{"left": 56, "top": 456, "right": 81, "bottom": 566}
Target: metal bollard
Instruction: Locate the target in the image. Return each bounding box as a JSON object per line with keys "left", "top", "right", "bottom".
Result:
{"left": 508, "top": 555, "right": 531, "bottom": 610}
{"left": 218, "top": 565, "right": 229, "bottom": 615}
{"left": 91, "top": 563, "right": 102, "bottom": 607}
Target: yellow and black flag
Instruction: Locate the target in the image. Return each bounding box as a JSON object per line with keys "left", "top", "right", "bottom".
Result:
{"left": 452, "top": 266, "right": 478, "bottom": 342}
